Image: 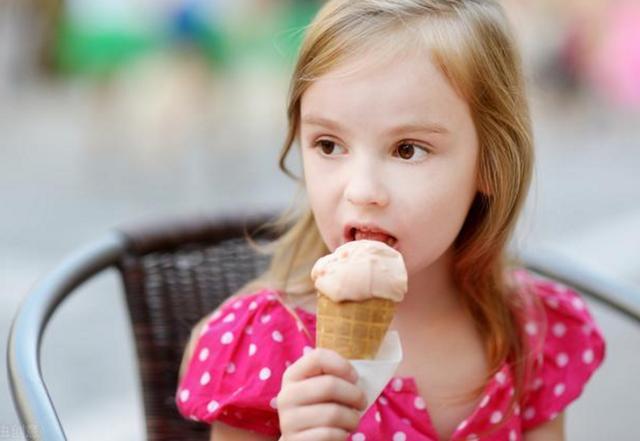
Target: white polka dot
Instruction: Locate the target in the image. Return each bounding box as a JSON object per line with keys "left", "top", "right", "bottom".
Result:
{"left": 352, "top": 433, "right": 366, "bottom": 441}
{"left": 179, "top": 389, "right": 190, "bottom": 402}
{"left": 259, "top": 367, "right": 271, "bottom": 381}
{"left": 220, "top": 331, "right": 234, "bottom": 345}
{"left": 525, "top": 322, "right": 538, "bottom": 336}
{"left": 266, "top": 293, "right": 277, "bottom": 301}
{"left": 515, "top": 404, "right": 521, "bottom": 415}
{"left": 375, "top": 411, "right": 382, "bottom": 422}
{"left": 554, "top": 383, "right": 566, "bottom": 396}
{"left": 245, "top": 325, "right": 253, "bottom": 335}
{"left": 495, "top": 371, "right": 506, "bottom": 384}
{"left": 272, "top": 330, "right": 284, "bottom": 342}
{"left": 572, "top": 297, "right": 584, "bottom": 310}
{"left": 524, "top": 407, "right": 536, "bottom": 420}
{"left": 189, "top": 415, "right": 200, "bottom": 422}
{"left": 414, "top": 396, "right": 426, "bottom": 410}
{"left": 392, "top": 378, "right": 403, "bottom": 391}
{"left": 509, "top": 429, "right": 517, "bottom": 441}
{"left": 233, "top": 300, "right": 243, "bottom": 309}
{"left": 583, "top": 348, "right": 594, "bottom": 364}
{"left": 556, "top": 352, "right": 569, "bottom": 367}
{"left": 378, "top": 396, "right": 389, "bottom": 405}
{"left": 297, "top": 321, "right": 304, "bottom": 332}
{"left": 393, "top": 432, "right": 406, "bottom": 441}
{"left": 261, "top": 314, "right": 271, "bottom": 324}
{"left": 479, "top": 395, "right": 490, "bottom": 408}
{"left": 509, "top": 387, "right": 515, "bottom": 397}
{"left": 223, "top": 313, "right": 235, "bottom": 323}
{"left": 490, "top": 411, "right": 503, "bottom": 424}
{"left": 207, "top": 400, "right": 219, "bottom": 413}
{"left": 226, "top": 362, "right": 236, "bottom": 374}
{"left": 532, "top": 377, "right": 544, "bottom": 390}
{"left": 249, "top": 343, "right": 257, "bottom": 356}
{"left": 467, "top": 434, "right": 479, "bottom": 441}
{"left": 457, "top": 419, "right": 468, "bottom": 431}
{"left": 200, "top": 372, "right": 211, "bottom": 386}
{"left": 198, "top": 348, "right": 209, "bottom": 362}
{"left": 303, "top": 346, "right": 313, "bottom": 355}
{"left": 546, "top": 297, "right": 559, "bottom": 309}
{"left": 249, "top": 301, "right": 258, "bottom": 310}
{"left": 553, "top": 283, "right": 569, "bottom": 293}
{"left": 552, "top": 322, "right": 567, "bottom": 337}
{"left": 270, "top": 397, "right": 278, "bottom": 409}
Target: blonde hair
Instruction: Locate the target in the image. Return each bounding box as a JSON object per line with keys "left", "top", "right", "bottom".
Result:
{"left": 195, "top": 0, "right": 537, "bottom": 434}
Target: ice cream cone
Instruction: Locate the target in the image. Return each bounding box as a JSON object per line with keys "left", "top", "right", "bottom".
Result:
{"left": 316, "top": 292, "right": 397, "bottom": 360}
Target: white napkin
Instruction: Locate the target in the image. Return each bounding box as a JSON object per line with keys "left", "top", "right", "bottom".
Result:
{"left": 349, "top": 330, "right": 403, "bottom": 414}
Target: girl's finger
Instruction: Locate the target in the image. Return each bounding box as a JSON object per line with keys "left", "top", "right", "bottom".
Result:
{"left": 283, "top": 348, "right": 358, "bottom": 384}
{"left": 280, "top": 374, "right": 367, "bottom": 410}
{"left": 279, "top": 402, "right": 362, "bottom": 433}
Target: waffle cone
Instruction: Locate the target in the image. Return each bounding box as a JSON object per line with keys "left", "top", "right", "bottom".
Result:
{"left": 315, "top": 292, "right": 397, "bottom": 360}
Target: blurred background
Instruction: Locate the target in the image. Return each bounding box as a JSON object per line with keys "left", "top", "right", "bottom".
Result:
{"left": 1, "top": 0, "right": 639, "bottom": 439}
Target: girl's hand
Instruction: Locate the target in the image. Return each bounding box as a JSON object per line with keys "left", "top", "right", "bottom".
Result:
{"left": 277, "top": 348, "right": 368, "bottom": 441}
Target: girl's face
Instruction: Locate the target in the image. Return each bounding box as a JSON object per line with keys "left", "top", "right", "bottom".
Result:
{"left": 299, "top": 49, "right": 480, "bottom": 277}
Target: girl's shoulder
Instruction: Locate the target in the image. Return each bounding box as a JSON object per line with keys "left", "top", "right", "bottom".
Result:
{"left": 509, "top": 268, "right": 606, "bottom": 431}
{"left": 175, "top": 288, "right": 315, "bottom": 434}
{"left": 509, "top": 267, "right": 602, "bottom": 334}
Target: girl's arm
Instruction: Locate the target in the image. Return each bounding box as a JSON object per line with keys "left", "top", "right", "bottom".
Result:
{"left": 523, "top": 412, "right": 565, "bottom": 441}
{"left": 209, "top": 422, "right": 279, "bottom": 441}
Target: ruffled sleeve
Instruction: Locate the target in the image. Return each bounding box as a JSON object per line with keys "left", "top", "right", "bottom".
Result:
{"left": 516, "top": 271, "right": 606, "bottom": 431}
{"left": 175, "top": 289, "right": 314, "bottom": 436}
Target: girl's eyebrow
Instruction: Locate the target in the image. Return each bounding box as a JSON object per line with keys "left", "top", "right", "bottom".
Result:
{"left": 300, "top": 114, "right": 450, "bottom": 135}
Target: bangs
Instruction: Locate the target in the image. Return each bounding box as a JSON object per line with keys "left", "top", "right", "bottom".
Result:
{"left": 298, "top": 11, "right": 474, "bottom": 105}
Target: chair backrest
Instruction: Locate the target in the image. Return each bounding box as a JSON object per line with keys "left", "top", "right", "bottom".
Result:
{"left": 116, "top": 212, "right": 278, "bottom": 441}
{"left": 9, "top": 210, "right": 639, "bottom": 441}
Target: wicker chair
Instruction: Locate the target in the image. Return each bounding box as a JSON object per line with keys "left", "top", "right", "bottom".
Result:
{"left": 7, "top": 211, "right": 640, "bottom": 441}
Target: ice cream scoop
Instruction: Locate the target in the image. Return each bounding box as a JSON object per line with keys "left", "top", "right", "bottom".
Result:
{"left": 311, "top": 239, "right": 407, "bottom": 302}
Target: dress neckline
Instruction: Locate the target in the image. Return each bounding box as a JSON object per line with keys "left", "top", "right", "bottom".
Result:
{"left": 288, "top": 299, "right": 508, "bottom": 441}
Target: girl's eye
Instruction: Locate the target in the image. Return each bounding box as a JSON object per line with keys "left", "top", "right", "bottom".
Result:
{"left": 312, "top": 139, "right": 430, "bottom": 161}
{"left": 394, "top": 142, "right": 430, "bottom": 161}
{"left": 314, "top": 139, "right": 346, "bottom": 156}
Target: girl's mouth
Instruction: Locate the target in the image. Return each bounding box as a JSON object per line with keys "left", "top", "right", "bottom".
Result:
{"left": 349, "top": 227, "right": 398, "bottom": 248}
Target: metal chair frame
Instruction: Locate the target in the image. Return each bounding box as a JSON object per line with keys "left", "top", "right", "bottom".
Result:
{"left": 7, "top": 213, "right": 640, "bottom": 441}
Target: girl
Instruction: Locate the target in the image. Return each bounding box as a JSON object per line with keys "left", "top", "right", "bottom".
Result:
{"left": 176, "top": 1, "right": 606, "bottom": 440}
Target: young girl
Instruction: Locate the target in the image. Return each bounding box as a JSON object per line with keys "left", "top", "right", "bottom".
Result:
{"left": 176, "top": 1, "right": 606, "bottom": 440}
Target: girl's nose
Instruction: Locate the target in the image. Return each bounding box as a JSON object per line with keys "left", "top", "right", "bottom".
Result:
{"left": 344, "top": 160, "right": 390, "bottom": 208}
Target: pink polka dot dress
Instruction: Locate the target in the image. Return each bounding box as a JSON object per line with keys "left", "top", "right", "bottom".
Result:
{"left": 176, "top": 269, "right": 605, "bottom": 440}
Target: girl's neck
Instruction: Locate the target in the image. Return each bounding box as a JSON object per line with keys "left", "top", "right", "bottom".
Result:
{"left": 392, "top": 247, "right": 466, "bottom": 329}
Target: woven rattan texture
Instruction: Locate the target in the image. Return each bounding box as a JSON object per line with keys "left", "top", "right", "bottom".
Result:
{"left": 119, "top": 236, "right": 270, "bottom": 441}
